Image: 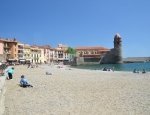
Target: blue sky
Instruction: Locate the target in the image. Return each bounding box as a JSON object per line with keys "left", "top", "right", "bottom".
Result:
{"left": 0, "top": 0, "right": 150, "bottom": 57}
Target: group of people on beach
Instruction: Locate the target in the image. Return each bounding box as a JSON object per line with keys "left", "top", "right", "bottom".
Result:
{"left": 102, "top": 67, "right": 114, "bottom": 72}
{"left": 6, "top": 67, "right": 33, "bottom": 88}
{"left": 133, "top": 69, "right": 146, "bottom": 74}
{"left": 27, "top": 63, "right": 38, "bottom": 68}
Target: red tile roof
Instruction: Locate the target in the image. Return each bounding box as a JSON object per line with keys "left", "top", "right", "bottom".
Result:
{"left": 76, "top": 46, "right": 110, "bottom": 50}
{"left": 0, "top": 38, "right": 18, "bottom": 43}
{"left": 38, "top": 45, "right": 51, "bottom": 49}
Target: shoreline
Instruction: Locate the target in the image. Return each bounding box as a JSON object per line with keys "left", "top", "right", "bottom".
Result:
{"left": 69, "top": 62, "right": 150, "bottom": 72}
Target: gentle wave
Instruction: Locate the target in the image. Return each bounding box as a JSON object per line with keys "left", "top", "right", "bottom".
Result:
{"left": 71, "top": 62, "right": 150, "bottom": 71}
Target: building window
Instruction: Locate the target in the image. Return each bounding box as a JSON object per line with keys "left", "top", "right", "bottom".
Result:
{"left": 91, "top": 51, "right": 94, "bottom": 54}
{"left": 84, "top": 51, "right": 88, "bottom": 54}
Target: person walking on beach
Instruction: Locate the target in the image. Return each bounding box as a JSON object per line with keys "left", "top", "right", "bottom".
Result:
{"left": 20, "top": 75, "right": 33, "bottom": 88}
{"left": 7, "top": 67, "right": 14, "bottom": 80}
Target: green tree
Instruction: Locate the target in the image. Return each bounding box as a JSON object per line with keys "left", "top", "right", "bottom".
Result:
{"left": 67, "top": 47, "right": 76, "bottom": 54}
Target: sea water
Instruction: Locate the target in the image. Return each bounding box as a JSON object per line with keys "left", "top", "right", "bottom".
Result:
{"left": 72, "top": 62, "right": 150, "bottom": 71}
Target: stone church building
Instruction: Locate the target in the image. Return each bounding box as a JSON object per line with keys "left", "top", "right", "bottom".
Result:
{"left": 73, "top": 33, "right": 123, "bottom": 65}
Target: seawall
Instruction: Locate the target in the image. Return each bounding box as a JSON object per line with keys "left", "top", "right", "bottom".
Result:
{"left": 0, "top": 76, "right": 6, "bottom": 115}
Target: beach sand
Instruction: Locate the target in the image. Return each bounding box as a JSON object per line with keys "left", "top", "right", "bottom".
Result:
{"left": 3, "top": 65, "right": 150, "bottom": 115}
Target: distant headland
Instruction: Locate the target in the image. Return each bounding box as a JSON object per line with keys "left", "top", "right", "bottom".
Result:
{"left": 123, "top": 57, "right": 150, "bottom": 63}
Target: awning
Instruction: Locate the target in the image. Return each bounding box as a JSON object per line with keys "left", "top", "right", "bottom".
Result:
{"left": 19, "top": 59, "right": 26, "bottom": 62}
{"left": 8, "top": 59, "right": 17, "bottom": 61}
{"left": 26, "top": 59, "right": 32, "bottom": 61}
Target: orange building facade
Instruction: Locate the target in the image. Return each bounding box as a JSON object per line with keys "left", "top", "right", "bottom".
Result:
{"left": 0, "top": 38, "right": 18, "bottom": 62}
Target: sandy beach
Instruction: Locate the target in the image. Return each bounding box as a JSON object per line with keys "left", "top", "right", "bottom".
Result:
{"left": 3, "top": 65, "right": 150, "bottom": 115}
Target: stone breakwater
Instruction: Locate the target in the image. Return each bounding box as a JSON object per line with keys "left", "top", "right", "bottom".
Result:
{"left": 0, "top": 76, "right": 6, "bottom": 115}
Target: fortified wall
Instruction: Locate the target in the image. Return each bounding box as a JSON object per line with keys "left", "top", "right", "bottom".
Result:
{"left": 100, "top": 33, "right": 123, "bottom": 64}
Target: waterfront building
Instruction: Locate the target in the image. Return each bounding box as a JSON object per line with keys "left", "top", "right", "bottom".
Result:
{"left": 50, "top": 48, "right": 55, "bottom": 63}
{"left": 54, "top": 44, "right": 69, "bottom": 62}
{"left": 37, "top": 46, "right": 45, "bottom": 63}
{"left": 24, "top": 44, "right": 32, "bottom": 63}
{"left": 0, "top": 38, "right": 18, "bottom": 62}
{"left": 43, "top": 45, "right": 51, "bottom": 63}
{"left": 53, "top": 48, "right": 58, "bottom": 62}
{"left": 75, "top": 46, "right": 110, "bottom": 65}
{"left": 76, "top": 46, "right": 110, "bottom": 58}
{"left": 30, "top": 46, "right": 41, "bottom": 63}
{"left": 38, "top": 45, "right": 52, "bottom": 63}
{"left": 18, "top": 43, "right": 25, "bottom": 63}
{"left": 0, "top": 40, "right": 5, "bottom": 62}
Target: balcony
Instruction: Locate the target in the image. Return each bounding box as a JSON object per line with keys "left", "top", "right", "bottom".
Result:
{"left": 18, "top": 54, "right": 24, "bottom": 57}
{"left": 18, "top": 46, "right": 24, "bottom": 49}
{"left": 4, "top": 45, "right": 10, "bottom": 49}
{"left": 18, "top": 51, "right": 24, "bottom": 54}
{"left": 4, "top": 51, "right": 11, "bottom": 54}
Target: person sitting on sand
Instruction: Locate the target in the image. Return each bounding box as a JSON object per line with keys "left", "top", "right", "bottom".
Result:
{"left": 103, "top": 67, "right": 107, "bottom": 71}
{"left": 142, "top": 69, "right": 146, "bottom": 74}
{"left": 133, "top": 69, "right": 139, "bottom": 73}
{"left": 20, "top": 75, "right": 33, "bottom": 88}
{"left": 133, "top": 69, "right": 136, "bottom": 73}
{"left": 46, "top": 71, "right": 52, "bottom": 75}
